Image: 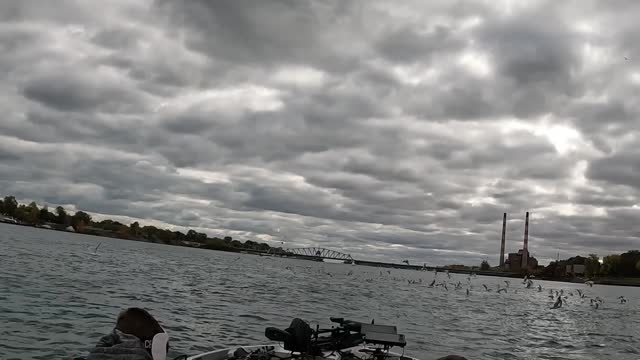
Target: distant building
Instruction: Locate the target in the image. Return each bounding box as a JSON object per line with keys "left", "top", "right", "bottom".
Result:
{"left": 566, "top": 264, "right": 585, "bottom": 276}
{"left": 505, "top": 249, "right": 538, "bottom": 273}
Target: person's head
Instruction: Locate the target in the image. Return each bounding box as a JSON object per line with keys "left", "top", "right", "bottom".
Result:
{"left": 116, "top": 307, "right": 168, "bottom": 359}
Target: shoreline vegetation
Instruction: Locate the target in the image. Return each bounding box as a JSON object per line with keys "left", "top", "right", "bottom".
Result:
{"left": 2, "top": 195, "right": 640, "bottom": 286}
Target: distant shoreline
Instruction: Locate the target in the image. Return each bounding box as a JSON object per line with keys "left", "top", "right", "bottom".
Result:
{"left": 3, "top": 220, "right": 639, "bottom": 287}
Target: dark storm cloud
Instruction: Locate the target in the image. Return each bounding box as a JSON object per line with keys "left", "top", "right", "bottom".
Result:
{"left": 153, "top": 0, "right": 359, "bottom": 71}
{"left": 479, "top": 14, "right": 579, "bottom": 90}
{"left": 23, "top": 72, "right": 143, "bottom": 112}
{"left": 2, "top": 0, "right": 640, "bottom": 265}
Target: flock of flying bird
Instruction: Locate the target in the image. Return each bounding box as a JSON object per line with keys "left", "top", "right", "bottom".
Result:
{"left": 412, "top": 272, "right": 629, "bottom": 310}
{"left": 276, "top": 261, "right": 630, "bottom": 310}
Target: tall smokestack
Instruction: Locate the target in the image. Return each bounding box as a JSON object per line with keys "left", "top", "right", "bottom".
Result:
{"left": 521, "top": 211, "right": 529, "bottom": 269}
{"left": 499, "top": 213, "right": 507, "bottom": 268}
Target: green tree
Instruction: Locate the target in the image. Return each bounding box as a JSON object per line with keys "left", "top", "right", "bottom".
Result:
{"left": 55, "top": 206, "right": 68, "bottom": 225}
{"left": 173, "top": 231, "right": 186, "bottom": 242}
{"left": 26, "top": 201, "right": 40, "bottom": 224}
{"left": 14, "top": 204, "right": 29, "bottom": 222}
{"left": 0, "top": 198, "right": 4, "bottom": 214}
{"left": 3, "top": 196, "right": 18, "bottom": 217}
{"left": 141, "top": 226, "right": 160, "bottom": 241}
{"left": 480, "top": 260, "right": 491, "bottom": 271}
{"left": 39, "top": 205, "right": 53, "bottom": 223}
{"left": 130, "top": 221, "right": 140, "bottom": 237}
{"left": 71, "top": 211, "right": 92, "bottom": 230}
{"left": 636, "top": 259, "right": 640, "bottom": 273}
{"left": 585, "top": 254, "right": 600, "bottom": 278}
{"left": 186, "top": 229, "right": 198, "bottom": 241}
{"left": 601, "top": 255, "right": 621, "bottom": 276}
{"left": 619, "top": 250, "right": 640, "bottom": 276}
{"left": 231, "top": 240, "right": 242, "bottom": 247}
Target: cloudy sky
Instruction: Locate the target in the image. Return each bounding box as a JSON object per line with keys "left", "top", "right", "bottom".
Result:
{"left": 2, "top": 0, "right": 640, "bottom": 265}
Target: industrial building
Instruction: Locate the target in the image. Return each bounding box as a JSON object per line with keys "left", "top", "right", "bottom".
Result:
{"left": 499, "top": 211, "right": 538, "bottom": 273}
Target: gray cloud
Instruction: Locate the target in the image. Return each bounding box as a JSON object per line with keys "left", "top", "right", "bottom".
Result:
{"left": 1, "top": 0, "right": 640, "bottom": 265}
{"left": 375, "top": 25, "right": 465, "bottom": 64}
{"left": 587, "top": 143, "right": 640, "bottom": 190}
{"left": 23, "top": 72, "right": 141, "bottom": 112}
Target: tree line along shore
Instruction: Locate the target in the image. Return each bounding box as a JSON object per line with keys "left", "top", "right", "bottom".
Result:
{"left": 0, "top": 195, "right": 277, "bottom": 253}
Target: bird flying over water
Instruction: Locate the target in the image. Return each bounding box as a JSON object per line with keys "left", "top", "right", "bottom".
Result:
{"left": 89, "top": 242, "right": 102, "bottom": 256}
{"left": 591, "top": 297, "right": 604, "bottom": 309}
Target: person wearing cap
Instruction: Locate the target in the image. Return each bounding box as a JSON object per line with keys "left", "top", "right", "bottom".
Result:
{"left": 84, "top": 307, "right": 169, "bottom": 360}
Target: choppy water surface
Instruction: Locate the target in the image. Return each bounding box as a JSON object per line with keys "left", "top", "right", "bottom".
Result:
{"left": 1, "top": 224, "right": 639, "bottom": 360}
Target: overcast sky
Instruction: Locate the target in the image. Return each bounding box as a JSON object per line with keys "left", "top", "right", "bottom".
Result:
{"left": 2, "top": 0, "right": 640, "bottom": 265}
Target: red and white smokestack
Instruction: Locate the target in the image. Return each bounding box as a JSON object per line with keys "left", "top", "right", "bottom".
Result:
{"left": 521, "top": 211, "right": 529, "bottom": 269}
{"left": 499, "top": 213, "right": 506, "bottom": 268}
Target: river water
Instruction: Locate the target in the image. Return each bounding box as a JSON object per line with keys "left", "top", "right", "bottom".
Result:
{"left": 1, "top": 223, "right": 639, "bottom": 360}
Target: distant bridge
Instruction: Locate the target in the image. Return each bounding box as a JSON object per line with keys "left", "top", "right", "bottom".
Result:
{"left": 285, "top": 247, "right": 353, "bottom": 261}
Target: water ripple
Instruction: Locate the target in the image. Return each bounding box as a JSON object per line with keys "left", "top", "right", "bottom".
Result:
{"left": 2, "top": 224, "right": 640, "bottom": 360}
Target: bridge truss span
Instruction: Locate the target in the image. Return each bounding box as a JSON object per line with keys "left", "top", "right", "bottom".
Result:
{"left": 285, "top": 247, "right": 353, "bottom": 261}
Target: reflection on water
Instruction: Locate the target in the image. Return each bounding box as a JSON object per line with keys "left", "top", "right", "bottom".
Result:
{"left": 1, "top": 224, "right": 639, "bottom": 360}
